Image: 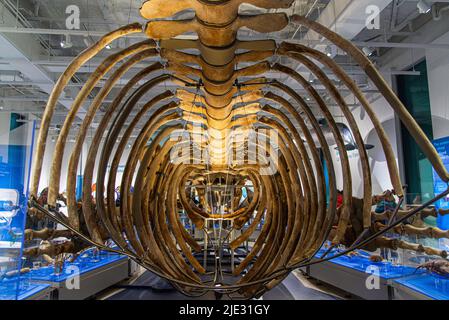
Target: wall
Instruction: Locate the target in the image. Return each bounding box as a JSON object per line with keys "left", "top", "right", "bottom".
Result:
{"left": 329, "top": 17, "right": 449, "bottom": 199}
{"left": 329, "top": 85, "right": 400, "bottom": 198}
{"left": 0, "top": 113, "right": 34, "bottom": 195}
{"left": 0, "top": 113, "right": 11, "bottom": 161}
{"left": 36, "top": 136, "right": 81, "bottom": 194}
{"left": 427, "top": 30, "right": 449, "bottom": 140}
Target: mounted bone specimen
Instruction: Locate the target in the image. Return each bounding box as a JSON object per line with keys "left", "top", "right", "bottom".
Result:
{"left": 27, "top": 0, "right": 449, "bottom": 299}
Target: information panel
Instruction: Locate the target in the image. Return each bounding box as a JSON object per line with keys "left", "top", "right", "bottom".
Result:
{"left": 432, "top": 137, "right": 449, "bottom": 230}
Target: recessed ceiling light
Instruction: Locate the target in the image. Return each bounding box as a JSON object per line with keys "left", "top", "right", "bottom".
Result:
{"left": 417, "top": 0, "right": 431, "bottom": 14}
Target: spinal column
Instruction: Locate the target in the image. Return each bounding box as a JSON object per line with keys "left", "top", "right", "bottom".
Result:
{"left": 141, "top": 0, "right": 293, "bottom": 166}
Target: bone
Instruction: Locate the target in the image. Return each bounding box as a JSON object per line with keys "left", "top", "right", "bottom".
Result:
{"left": 30, "top": 23, "right": 145, "bottom": 200}
{"left": 140, "top": 0, "right": 294, "bottom": 24}
{"left": 28, "top": 5, "right": 449, "bottom": 298}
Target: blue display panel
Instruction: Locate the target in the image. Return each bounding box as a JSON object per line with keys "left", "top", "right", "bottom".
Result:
{"left": 315, "top": 246, "right": 420, "bottom": 280}
{"left": 28, "top": 248, "right": 126, "bottom": 283}
{"left": 394, "top": 273, "right": 449, "bottom": 300}
{"left": 0, "top": 278, "right": 50, "bottom": 300}
{"left": 432, "top": 137, "right": 449, "bottom": 230}
{"left": 0, "top": 117, "right": 36, "bottom": 300}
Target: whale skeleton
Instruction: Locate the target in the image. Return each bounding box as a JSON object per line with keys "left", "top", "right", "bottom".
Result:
{"left": 27, "top": 0, "right": 449, "bottom": 299}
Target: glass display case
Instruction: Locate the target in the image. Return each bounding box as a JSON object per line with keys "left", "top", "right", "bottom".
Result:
{"left": 388, "top": 193, "right": 449, "bottom": 300}
{"left": 0, "top": 116, "right": 42, "bottom": 300}
{"left": 27, "top": 246, "right": 127, "bottom": 283}
{"left": 314, "top": 244, "right": 421, "bottom": 281}
{"left": 309, "top": 191, "right": 449, "bottom": 300}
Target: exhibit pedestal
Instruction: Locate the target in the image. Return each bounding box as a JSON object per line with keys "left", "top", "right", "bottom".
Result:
{"left": 305, "top": 260, "right": 393, "bottom": 300}
{"left": 23, "top": 284, "right": 54, "bottom": 300}
{"left": 128, "top": 259, "right": 140, "bottom": 277}
{"left": 34, "top": 258, "right": 129, "bottom": 300}
{"left": 392, "top": 281, "right": 432, "bottom": 300}
{"left": 392, "top": 274, "right": 449, "bottom": 300}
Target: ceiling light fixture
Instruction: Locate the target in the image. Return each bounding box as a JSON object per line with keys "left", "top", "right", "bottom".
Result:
{"left": 362, "top": 46, "right": 375, "bottom": 57}
{"left": 83, "top": 37, "right": 92, "bottom": 48}
{"left": 417, "top": 0, "right": 431, "bottom": 14}
{"left": 308, "top": 74, "right": 315, "bottom": 83}
{"left": 60, "top": 34, "right": 73, "bottom": 49}
{"left": 324, "top": 45, "right": 333, "bottom": 57}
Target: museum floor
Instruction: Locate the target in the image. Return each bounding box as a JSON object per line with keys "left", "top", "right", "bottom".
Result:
{"left": 99, "top": 269, "right": 354, "bottom": 300}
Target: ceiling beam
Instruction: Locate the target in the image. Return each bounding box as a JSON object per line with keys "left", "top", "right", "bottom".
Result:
{"left": 0, "top": 1, "right": 84, "bottom": 117}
